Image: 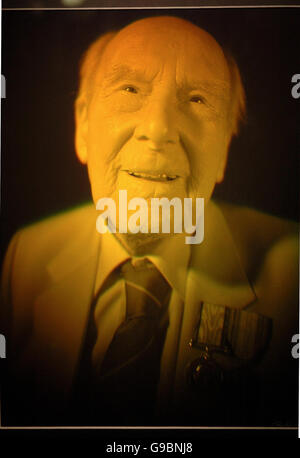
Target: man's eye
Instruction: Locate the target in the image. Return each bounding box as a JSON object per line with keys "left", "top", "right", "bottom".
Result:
{"left": 190, "top": 95, "right": 206, "bottom": 104}
{"left": 123, "top": 86, "right": 138, "bottom": 94}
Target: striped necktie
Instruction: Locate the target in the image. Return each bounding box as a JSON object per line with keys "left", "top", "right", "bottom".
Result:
{"left": 91, "top": 258, "right": 171, "bottom": 423}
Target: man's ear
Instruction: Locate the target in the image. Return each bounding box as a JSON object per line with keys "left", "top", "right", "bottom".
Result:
{"left": 216, "top": 138, "right": 231, "bottom": 183}
{"left": 216, "top": 153, "right": 228, "bottom": 183}
{"left": 75, "top": 95, "right": 88, "bottom": 164}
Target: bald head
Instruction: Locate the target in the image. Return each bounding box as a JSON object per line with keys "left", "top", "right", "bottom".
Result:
{"left": 77, "top": 16, "right": 245, "bottom": 138}
{"left": 102, "top": 16, "right": 227, "bottom": 73}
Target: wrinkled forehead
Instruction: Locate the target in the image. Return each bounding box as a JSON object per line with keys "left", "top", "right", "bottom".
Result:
{"left": 96, "top": 17, "right": 230, "bottom": 86}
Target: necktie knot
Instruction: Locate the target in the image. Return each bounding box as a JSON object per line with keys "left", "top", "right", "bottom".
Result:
{"left": 120, "top": 258, "right": 171, "bottom": 316}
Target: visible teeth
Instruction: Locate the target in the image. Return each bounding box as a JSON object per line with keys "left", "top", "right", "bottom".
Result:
{"left": 127, "top": 171, "right": 177, "bottom": 181}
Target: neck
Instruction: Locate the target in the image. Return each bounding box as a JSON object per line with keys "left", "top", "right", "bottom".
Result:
{"left": 114, "top": 233, "right": 170, "bottom": 256}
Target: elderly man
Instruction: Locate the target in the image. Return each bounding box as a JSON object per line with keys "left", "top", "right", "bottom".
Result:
{"left": 1, "top": 16, "right": 298, "bottom": 427}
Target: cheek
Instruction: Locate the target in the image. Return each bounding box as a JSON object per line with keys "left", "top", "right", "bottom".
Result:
{"left": 87, "top": 158, "right": 120, "bottom": 204}
{"left": 87, "top": 101, "right": 137, "bottom": 161}
{"left": 86, "top": 123, "right": 121, "bottom": 201}
{"left": 86, "top": 101, "right": 144, "bottom": 201}
{"left": 184, "top": 124, "right": 228, "bottom": 198}
{"left": 87, "top": 106, "right": 114, "bottom": 158}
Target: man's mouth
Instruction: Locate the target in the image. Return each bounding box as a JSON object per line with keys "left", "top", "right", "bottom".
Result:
{"left": 124, "top": 170, "right": 178, "bottom": 182}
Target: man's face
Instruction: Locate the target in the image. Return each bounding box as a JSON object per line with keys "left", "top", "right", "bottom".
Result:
{"left": 78, "top": 17, "right": 231, "bottom": 222}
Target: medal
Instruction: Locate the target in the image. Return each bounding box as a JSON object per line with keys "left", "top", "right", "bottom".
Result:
{"left": 187, "top": 346, "right": 224, "bottom": 390}
{"left": 187, "top": 302, "right": 272, "bottom": 389}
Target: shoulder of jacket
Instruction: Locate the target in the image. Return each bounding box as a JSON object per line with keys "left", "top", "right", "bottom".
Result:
{"left": 1, "top": 201, "right": 96, "bottom": 293}
{"left": 215, "top": 199, "right": 299, "bottom": 284}
{"left": 1, "top": 202, "right": 96, "bottom": 335}
{"left": 18, "top": 201, "right": 95, "bottom": 241}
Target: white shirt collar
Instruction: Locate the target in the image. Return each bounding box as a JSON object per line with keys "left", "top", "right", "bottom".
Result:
{"left": 94, "top": 231, "right": 190, "bottom": 300}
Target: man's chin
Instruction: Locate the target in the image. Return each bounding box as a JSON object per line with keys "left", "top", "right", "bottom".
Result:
{"left": 113, "top": 232, "right": 174, "bottom": 256}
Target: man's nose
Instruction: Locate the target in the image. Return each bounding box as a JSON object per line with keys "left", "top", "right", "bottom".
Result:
{"left": 134, "top": 97, "right": 178, "bottom": 150}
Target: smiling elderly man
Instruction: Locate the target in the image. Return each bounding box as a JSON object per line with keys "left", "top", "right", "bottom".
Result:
{"left": 1, "top": 16, "right": 298, "bottom": 427}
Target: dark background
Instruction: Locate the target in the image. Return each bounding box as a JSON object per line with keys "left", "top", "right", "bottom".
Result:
{"left": 1, "top": 8, "right": 299, "bottom": 261}
{"left": 3, "top": 1, "right": 300, "bottom": 8}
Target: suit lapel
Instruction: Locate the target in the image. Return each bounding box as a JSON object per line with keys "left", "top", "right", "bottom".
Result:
{"left": 172, "top": 200, "right": 257, "bottom": 400}
{"left": 32, "top": 213, "right": 100, "bottom": 403}
{"left": 187, "top": 200, "right": 256, "bottom": 308}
